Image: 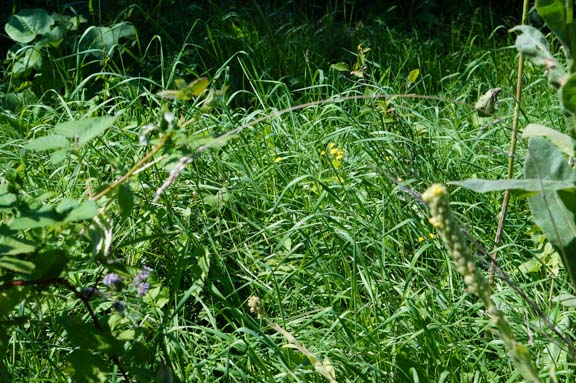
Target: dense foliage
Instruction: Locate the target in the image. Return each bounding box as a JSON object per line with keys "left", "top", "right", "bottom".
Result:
{"left": 0, "top": 1, "right": 574, "bottom": 382}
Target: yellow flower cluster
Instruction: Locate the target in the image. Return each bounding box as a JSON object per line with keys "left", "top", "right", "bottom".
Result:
{"left": 321, "top": 143, "right": 345, "bottom": 168}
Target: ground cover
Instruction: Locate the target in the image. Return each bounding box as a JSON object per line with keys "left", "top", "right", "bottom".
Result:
{"left": 0, "top": 1, "right": 573, "bottom": 382}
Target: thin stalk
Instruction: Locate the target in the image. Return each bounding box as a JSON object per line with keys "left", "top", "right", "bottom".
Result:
{"left": 490, "top": 0, "right": 530, "bottom": 284}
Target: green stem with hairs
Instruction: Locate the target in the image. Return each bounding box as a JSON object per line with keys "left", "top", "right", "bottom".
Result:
{"left": 423, "top": 184, "right": 541, "bottom": 383}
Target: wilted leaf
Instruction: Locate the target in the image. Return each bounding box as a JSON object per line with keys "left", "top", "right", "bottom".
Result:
{"left": 330, "top": 62, "right": 350, "bottom": 72}
{"left": 407, "top": 69, "right": 420, "bottom": 84}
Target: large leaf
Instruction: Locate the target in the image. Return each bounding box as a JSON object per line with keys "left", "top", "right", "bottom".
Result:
{"left": 522, "top": 123, "right": 574, "bottom": 157}
{"left": 0, "top": 185, "right": 17, "bottom": 212}
{"left": 0, "top": 236, "right": 36, "bottom": 256}
{"left": 451, "top": 178, "right": 575, "bottom": 193}
{"left": 55, "top": 116, "right": 117, "bottom": 147}
{"left": 5, "top": 9, "right": 54, "bottom": 44}
{"left": 536, "top": 0, "right": 567, "bottom": 45}
{"left": 9, "top": 46, "right": 43, "bottom": 78}
{"left": 64, "top": 200, "right": 98, "bottom": 222}
{"left": 0, "top": 256, "right": 35, "bottom": 273}
{"left": 79, "top": 23, "right": 136, "bottom": 59}
{"left": 24, "top": 134, "right": 69, "bottom": 152}
{"left": 9, "top": 205, "right": 63, "bottom": 230}
{"left": 524, "top": 136, "right": 576, "bottom": 285}
{"left": 510, "top": 25, "right": 555, "bottom": 65}
{"left": 562, "top": 73, "right": 576, "bottom": 114}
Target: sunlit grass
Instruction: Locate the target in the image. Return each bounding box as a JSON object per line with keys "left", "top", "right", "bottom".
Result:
{"left": 2, "top": 1, "right": 575, "bottom": 382}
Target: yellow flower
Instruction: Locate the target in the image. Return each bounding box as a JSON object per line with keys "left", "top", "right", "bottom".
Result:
{"left": 428, "top": 233, "right": 435, "bottom": 239}
{"left": 274, "top": 156, "right": 282, "bottom": 163}
{"left": 417, "top": 236, "right": 425, "bottom": 242}
{"left": 328, "top": 143, "right": 335, "bottom": 149}
{"left": 320, "top": 150, "right": 326, "bottom": 155}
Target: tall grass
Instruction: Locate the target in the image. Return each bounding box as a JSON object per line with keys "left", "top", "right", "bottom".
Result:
{"left": 1, "top": 1, "right": 574, "bottom": 382}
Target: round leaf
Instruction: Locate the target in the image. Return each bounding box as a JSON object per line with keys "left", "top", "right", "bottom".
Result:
{"left": 5, "top": 9, "right": 54, "bottom": 44}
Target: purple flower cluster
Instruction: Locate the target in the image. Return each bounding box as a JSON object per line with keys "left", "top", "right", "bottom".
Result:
{"left": 103, "top": 273, "right": 124, "bottom": 289}
{"left": 133, "top": 267, "right": 152, "bottom": 297}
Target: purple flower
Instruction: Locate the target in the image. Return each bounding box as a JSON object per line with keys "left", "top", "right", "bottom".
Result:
{"left": 103, "top": 273, "right": 124, "bottom": 288}
{"left": 136, "top": 282, "right": 150, "bottom": 297}
{"left": 134, "top": 267, "right": 152, "bottom": 284}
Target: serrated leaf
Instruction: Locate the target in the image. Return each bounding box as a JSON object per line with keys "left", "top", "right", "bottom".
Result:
{"left": 50, "top": 149, "right": 69, "bottom": 164}
{"left": 331, "top": 62, "right": 350, "bottom": 72}
{"left": 5, "top": 9, "right": 54, "bottom": 44}
{"left": 407, "top": 69, "right": 420, "bottom": 84}
{"left": 10, "top": 205, "right": 63, "bottom": 230}
{"left": 64, "top": 200, "right": 98, "bottom": 222}
{"left": 24, "top": 134, "right": 69, "bottom": 151}
{"left": 450, "top": 178, "right": 575, "bottom": 193}
{"left": 0, "top": 256, "right": 35, "bottom": 273}
{"left": 522, "top": 123, "right": 574, "bottom": 157}
{"left": 55, "top": 116, "right": 117, "bottom": 146}
{"left": 0, "top": 185, "right": 17, "bottom": 212}
{"left": 0, "top": 236, "right": 36, "bottom": 255}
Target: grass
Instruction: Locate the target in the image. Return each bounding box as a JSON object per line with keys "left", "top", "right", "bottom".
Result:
{"left": 1, "top": 1, "right": 575, "bottom": 382}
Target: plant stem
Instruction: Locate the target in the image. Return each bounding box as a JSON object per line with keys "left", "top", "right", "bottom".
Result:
{"left": 490, "top": 0, "right": 530, "bottom": 284}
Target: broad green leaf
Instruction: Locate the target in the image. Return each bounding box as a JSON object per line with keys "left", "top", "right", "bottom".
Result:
{"left": 5, "top": 9, "right": 54, "bottom": 44}
{"left": 510, "top": 25, "right": 556, "bottom": 65}
{"left": 64, "top": 350, "right": 109, "bottom": 383}
{"left": 9, "top": 46, "right": 43, "bottom": 78}
{"left": 117, "top": 184, "right": 134, "bottom": 217}
{"left": 0, "top": 256, "right": 35, "bottom": 273}
{"left": 450, "top": 178, "right": 575, "bottom": 193}
{"left": 30, "top": 250, "right": 68, "bottom": 279}
{"left": 524, "top": 136, "right": 576, "bottom": 285}
{"left": 64, "top": 200, "right": 98, "bottom": 222}
{"left": 79, "top": 22, "right": 136, "bottom": 59}
{"left": 24, "top": 134, "right": 69, "bottom": 151}
{"left": 522, "top": 123, "right": 574, "bottom": 156}
{"left": 0, "top": 185, "right": 17, "bottom": 212}
{"left": 407, "top": 69, "right": 420, "bottom": 84}
{"left": 562, "top": 73, "right": 576, "bottom": 114}
{"left": 59, "top": 316, "right": 119, "bottom": 353}
{"left": 55, "top": 116, "right": 118, "bottom": 146}
{"left": 536, "top": 0, "right": 567, "bottom": 45}
{"left": 331, "top": 62, "right": 350, "bottom": 72}
{"left": 10, "top": 205, "right": 63, "bottom": 230}
{"left": 0, "top": 236, "right": 36, "bottom": 255}
{"left": 50, "top": 149, "right": 68, "bottom": 164}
